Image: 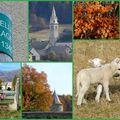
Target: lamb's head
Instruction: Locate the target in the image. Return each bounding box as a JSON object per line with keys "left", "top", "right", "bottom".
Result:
{"left": 111, "top": 58, "right": 120, "bottom": 70}
{"left": 88, "top": 58, "right": 105, "bottom": 67}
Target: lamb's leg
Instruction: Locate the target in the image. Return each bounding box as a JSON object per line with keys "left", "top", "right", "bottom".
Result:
{"left": 77, "top": 84, "right": 89, "bottom": 107}
{"left": 103, "top": 81, "right": 111, "bottom": 101}
{"left": 76, "top": 76, "right": 81, "bottom": 98}
{"left": 95, "top": 84, "right": 103, "bottom": 103}
{"left": 76, "top": 82, "right": 87, "bottom": 104}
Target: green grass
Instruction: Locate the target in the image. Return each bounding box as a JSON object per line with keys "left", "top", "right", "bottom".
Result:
{"left": 0, "top": 99, "right": 21, "bottom": 118}
{"left": 0, "top": 99, "right": 13, "bottom": 104}
{"left": 0, "top": 110, "right": 21, "bottom": 118}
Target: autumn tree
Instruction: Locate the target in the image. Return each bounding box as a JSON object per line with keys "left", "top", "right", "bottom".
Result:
{"left": 74, "top": 2, "right": 119, "bottom": 39}
{"left": 22, "top": 64, "right": 53, "bottom": 111}
{"left": 59, "top": 95, "right": 72, "bottom": 111}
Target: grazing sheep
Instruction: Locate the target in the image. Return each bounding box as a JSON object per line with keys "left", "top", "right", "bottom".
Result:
{"left": 76, "top": 58, "right": 120, "bottom": 107}
{"left": 89, "top": 58, "right": 120, "bottom": 102}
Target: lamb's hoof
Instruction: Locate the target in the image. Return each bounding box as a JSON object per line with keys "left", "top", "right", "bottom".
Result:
{"left": 108, "top": 100, "right": 113, "bottom": 103}
{"left": 107, "top": 99, "right": 111, "bottom": 102}
{"left": 95, "top": 98, "right": 100, "bottom": 103}
{"left": 77, "top": 105, "right": 81, "bottom": 108}
{"left": 95, "top": 100, "right": 100, "bottom": 103}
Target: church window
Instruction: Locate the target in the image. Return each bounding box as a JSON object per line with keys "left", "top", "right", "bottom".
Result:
{"left": 55, "top": 26, "right": 57, "bottom": 29}
{"left": 51, "top": 26, "right": 54, "bottom": 30}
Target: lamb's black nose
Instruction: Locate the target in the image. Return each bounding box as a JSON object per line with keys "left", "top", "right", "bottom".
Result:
{"left": 118, "top": 69, "right": 120, "bottom": 70}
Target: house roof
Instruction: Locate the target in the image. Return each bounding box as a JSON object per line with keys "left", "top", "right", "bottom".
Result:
{"left": 7, "top": 82, "right": 12, "bottom": 86}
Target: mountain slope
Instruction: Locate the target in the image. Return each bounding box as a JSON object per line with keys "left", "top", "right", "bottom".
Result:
{"left": 0, "top": 69, "right": 20, "bottom": 82}
{"left": 29, "top": 2, "right": 72, "bottom": 32}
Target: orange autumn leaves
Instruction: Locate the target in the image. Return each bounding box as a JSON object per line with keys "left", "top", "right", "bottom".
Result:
{"left": 74, "top": 2, "right": 119, "bottom": 39}
{"left": 22, "top": 64, "right": 53, "bottom": 111}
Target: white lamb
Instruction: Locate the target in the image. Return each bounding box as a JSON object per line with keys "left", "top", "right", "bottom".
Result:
{"left": 89, "top": 58, "right": 120, "bottom": 102}
{"left": 76, "top": 58, "right": 120, "bottom": 107}
{"left": 88, "top": 58, "right": 105, "bottom": 102}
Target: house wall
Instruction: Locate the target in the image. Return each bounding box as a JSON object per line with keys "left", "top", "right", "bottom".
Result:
{"left": 31, "top": 48, "right": 40, "bottom": 61}
{"left": 2, "top": 86, "right": 6, "bottom": 90}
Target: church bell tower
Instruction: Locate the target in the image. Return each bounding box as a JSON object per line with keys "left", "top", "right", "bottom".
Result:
{"left": 49, "top": 5, "right": 59, "bottom": 46}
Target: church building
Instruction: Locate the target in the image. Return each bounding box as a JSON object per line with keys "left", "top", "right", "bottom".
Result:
{"left": 50, "top": 90, "right": 63, "bottom": 112}
{"left": 30, "top": 5, "right": 72, "bottom": 61}
{"left": 49, "top": 6, "right": 59, "bottom": 46}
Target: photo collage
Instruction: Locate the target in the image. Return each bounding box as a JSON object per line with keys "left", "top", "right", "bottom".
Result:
{"left": 0, "top": 0, "right": 119, "bottom": 119}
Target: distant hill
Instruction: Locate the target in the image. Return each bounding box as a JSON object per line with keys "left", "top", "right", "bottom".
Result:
{"left": 57, "top": 29, "right": 72, "bottom": 43}
{"left": 0, "top": 69, "right": 20, "bottom": 82}
{"left": 29, "top": 2, "right": 72, "bottom": 32}
{"left": 30, "top": 24, "right": 72, "bottom": 40}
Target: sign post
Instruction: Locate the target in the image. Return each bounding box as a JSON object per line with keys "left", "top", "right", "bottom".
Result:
{"left": 0, "top": 11, "right": 13, "bottom": 61}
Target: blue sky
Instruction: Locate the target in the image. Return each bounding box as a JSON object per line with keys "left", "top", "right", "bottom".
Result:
{"left": 24, "top": 63, "right": 72, "bottom": 95}
{"left": 0, "top": 63, "right": 20, "bottom": 71}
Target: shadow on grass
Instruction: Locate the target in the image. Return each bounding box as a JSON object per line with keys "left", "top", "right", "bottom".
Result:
{"left": 80, "top": 84, "right": 120, "bottom": 102}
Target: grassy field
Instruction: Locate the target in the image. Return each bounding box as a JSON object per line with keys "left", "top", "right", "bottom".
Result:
{"left": 74, "top": 41, "right": 120, "bottom": 118}
{"left": 30, "top": 24, "right": 72, "bottom": 40}
{"left": 0, "top": 99, "right": 13, "bottom": 104}
{"left": 0, "top": 110, "right": 21, "bottom": 118}
{"left": 0, "top": 99, "right": 21, "bottom": 118}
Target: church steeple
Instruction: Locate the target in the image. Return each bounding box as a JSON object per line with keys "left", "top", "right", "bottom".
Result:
{"left": 52, "top": 6, "right": 56, "bottom": 18}
{"left": 50, "top": 5, "right": 58, "bottom": 24}
{"left": 52, "top": 90, "right": 62, "bottom": 104}
{"left": 49, "top": 5, "right": 59, "bottom": 46}
{"left": 50, "top": 90, "right": 63, "bottom": 112}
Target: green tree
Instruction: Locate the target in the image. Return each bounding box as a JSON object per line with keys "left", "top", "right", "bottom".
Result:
{"left": 48, "top": 51, "right": 58, "bottom": 61}
{"left": 12, "top": 76, "right": 17, "bottom": 90}
{"left": 0, "top": 79, "right": 2, "bottom": 90}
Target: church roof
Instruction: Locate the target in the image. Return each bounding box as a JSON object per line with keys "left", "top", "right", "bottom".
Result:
{"left": 51, "top": 6, "right": 57, "bottom": 18}
{"left": 47, "top": 45, "right": 68, "bottom": 55}
{"left": 52, "top": 90, "right": 62, "bottom": 104}
{"left": 50, "top": 5, "right": 58, "bottom": 24}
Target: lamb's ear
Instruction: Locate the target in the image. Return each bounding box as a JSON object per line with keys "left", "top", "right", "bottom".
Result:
{"left": 88, "top": 59, "right": 93, "bottom": 63}
{"left": 114, "top": 58, "right": 120, "bottom": 63}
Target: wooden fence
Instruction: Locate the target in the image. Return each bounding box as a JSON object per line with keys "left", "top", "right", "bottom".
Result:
{"left": 22, "top": 111, "right": 72, "bottom": 119}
